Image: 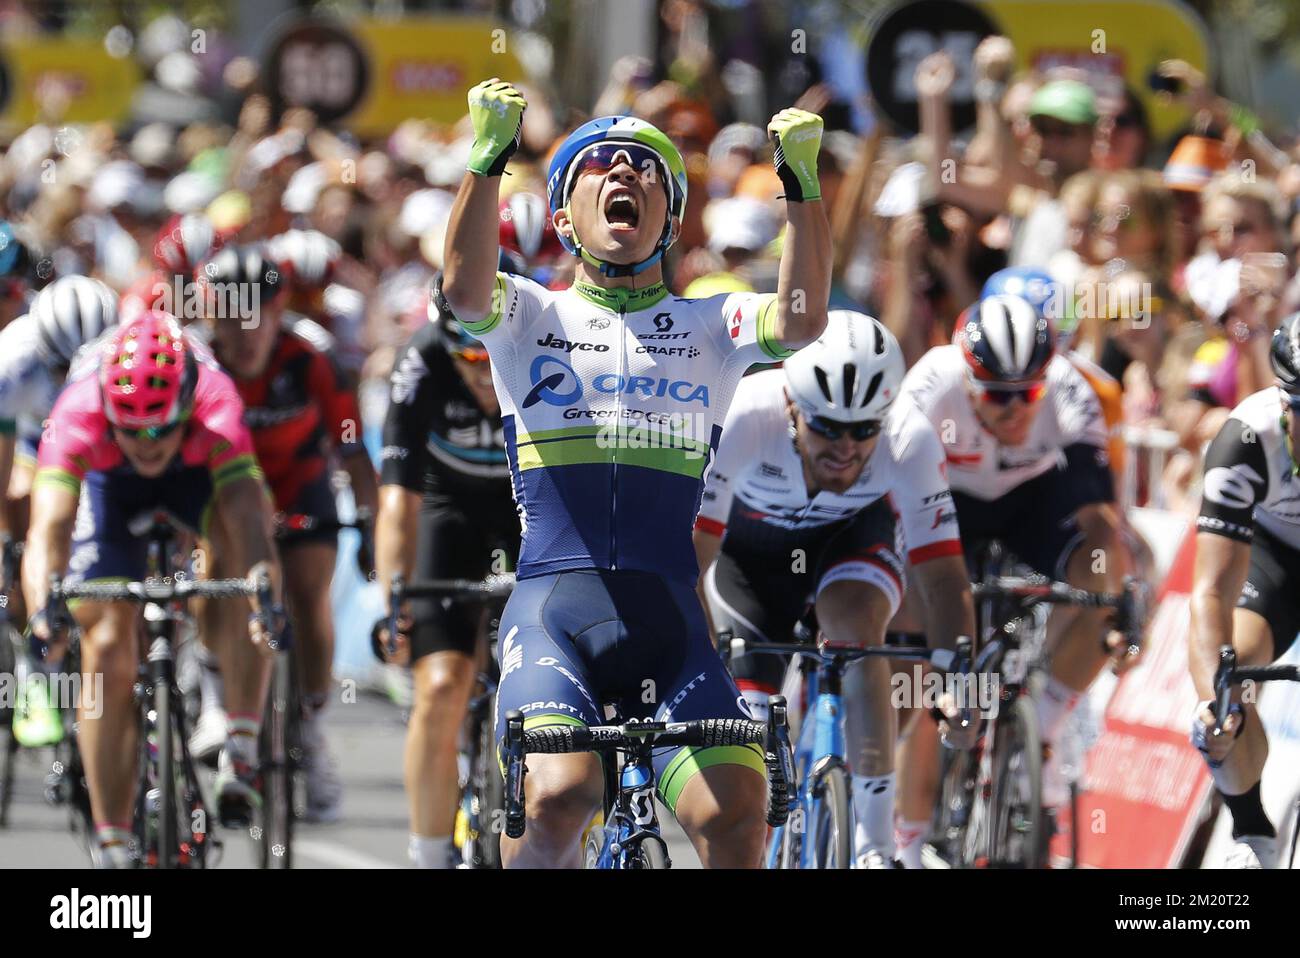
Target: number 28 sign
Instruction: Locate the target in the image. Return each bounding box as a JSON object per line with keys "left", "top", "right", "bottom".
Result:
{"left": 866, "top": 0, "right": 999, "bottom": 134}
{"left": 263, "top": 16, "right": 370, "bottom": 124}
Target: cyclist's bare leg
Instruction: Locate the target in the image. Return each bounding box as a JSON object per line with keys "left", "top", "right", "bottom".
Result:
{"left": 895, "top": 705, "right": 940, "bottom": 865}
{"left": 74, "top": 599, "right": 141, "bottom": 827}
{"left": 282, "top": 541, "right": 336, "bottom": 703}
{"left": 821, "top": 580, "right": 897, "bottom": 862}
{"left": 407, "top": 650, "right": 475, "bottom": 839}
{"left": 499, "top": 751, "right": 602, "bottom": 868}
{"left": 889, "top": 593, "right": 940, "bottom": 866}
{"left": 674, "top": 764, "right": 767, "bottom": 867}
{"left": 202, "top": 530, "right": 269, "bottom": 723}
{"left": 1047, "top": 504, "right": 1127, "bottom": 697}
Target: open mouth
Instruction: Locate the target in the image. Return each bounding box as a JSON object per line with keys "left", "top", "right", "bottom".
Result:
{"left": 603, "top": 189, "right": 640, "bottom": 231}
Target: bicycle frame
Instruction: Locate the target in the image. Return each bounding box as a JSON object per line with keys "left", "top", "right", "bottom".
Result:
{"left": 766, "top": 661, "right": 847, "bottom": 868}
{"left": 589, "top": 742, "right": 666, "bottom": 869}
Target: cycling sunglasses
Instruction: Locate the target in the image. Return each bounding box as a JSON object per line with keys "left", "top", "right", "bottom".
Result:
{"left": 114, "top": 420, "right": 185, "bottom": 442}
{"left": 804, "top": 416, "right": 882, "bottom": 441}
{"left": 568, "top": 143, "right": 669, "bottom": 191}
{"left": 450, "top": 345, "right": 490, "bottom": 364}
{"left": 973, "top": 380, "right": 1048, "bottom": 407}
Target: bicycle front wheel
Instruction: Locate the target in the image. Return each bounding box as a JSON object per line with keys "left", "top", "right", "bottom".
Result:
{"left": 934, "top": 742, "right": 980, "bottom": 867}
{"left": 154, "top": 680, "right": 178, "bottom": 869}
{"left": 808, "top": 766, "right": 852, "bottom": 869}
{"left": 635, "top": 836, "right": 670, "bottom": 869}
{"left": 986, "top": 695, "right": 1044, "bottom": 868}
{"left": 258, "top": 652, "right": 296, "bottom": 869}
{"left": 471, "top": 700, "right": 504, "bottom": 868}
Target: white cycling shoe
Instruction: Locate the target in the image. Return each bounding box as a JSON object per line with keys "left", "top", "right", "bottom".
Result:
{"left": 189, "top": 707, "right": 227, "bottom": 766}
{"left": 1224, "top": 834, "right": 1279, "bottom": 869}
{"left": 856, "top": 848, "right": 904, "bottom": 869}
{"left": 301, "top": 709, "right": 343, "bottom": 823}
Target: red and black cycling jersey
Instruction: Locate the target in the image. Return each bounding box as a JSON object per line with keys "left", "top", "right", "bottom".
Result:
{"left": 380, "top": 321, "right": 510, "bottom": 500}
{"left": 201, "top": 320, "right": 363, "bottom": 510}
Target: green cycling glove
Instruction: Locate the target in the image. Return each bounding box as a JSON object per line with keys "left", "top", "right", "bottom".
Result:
{"left": 466, "top": 78, "right": 527, "bottom": 177}
{"left": 768, "top": 108, "right": 824, "bottom": 202}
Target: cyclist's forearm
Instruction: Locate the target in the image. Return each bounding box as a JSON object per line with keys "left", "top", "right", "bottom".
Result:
{"left": 21, "top": 488, "right": 76, "bottom": 613}
{"left": 217, "top": 477, "right": 282, "bottom": 596}
{"left": 1189, "top": 533, "right": 1250, "bottom": 697}
{"left": 692, "top": 528, "right": 723, "bottom": 640}
{"left": 913, "top": 555, "right": 977, "bottom": 652}
{"left": 0, "top": 434, "right": 15, "bottom": 538}
{"left": 342, "top": 451, "right": 379, "bottom": 516}
{"left": 442, "top": 171, "right": 503, "bottom": 319}
{"left": 376, "top": 484, "right": 420, "bottom": 593}
{"left": 775, "top": 199, "right": 831, "bottom": 349}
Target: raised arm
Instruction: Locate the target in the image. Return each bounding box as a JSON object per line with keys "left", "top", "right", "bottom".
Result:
{"left": 768, "top": 108, "right": 831, "bottom": 349}
{"left": 442, "top": 79, "right": 527, "bottom": 320}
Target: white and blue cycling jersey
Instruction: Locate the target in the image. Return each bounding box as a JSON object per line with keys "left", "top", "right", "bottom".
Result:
{"left": 0, "top": 315, "right": 62, "bottom": 459}
{"left": 457, "top": 273, "right": 793, "bottom": 583}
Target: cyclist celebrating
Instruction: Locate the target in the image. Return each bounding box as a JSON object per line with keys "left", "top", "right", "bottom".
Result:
{"left": 441, "top": 78, "right": 830, "bottom": 867}
{"left": 193, "top": 244, "right": 378, "bottom": 822}
{"left": 23, "top": 310, "right": 283, "bottom": 866}
{"left": 1188, "top": 311, "right": 1300, "bottom": 868}
{"left": 694, "top": 311, "right": 976, "bottom": 867}
{"left": 374, "top": 279, "right": 519, "bottom": 869}
{"left": 0, "top": 276, "right": 119, "bottom": 552}
{"left": 901, "top": 289, "right": 1131, "bottom": 811}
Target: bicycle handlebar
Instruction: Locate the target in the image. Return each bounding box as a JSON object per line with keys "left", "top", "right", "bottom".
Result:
{"left": 383, "top": 572, "right": 515, "bottom": 658}
{"left": 1212, "top": 644, "right": 1300, "bottom": 726}
{"left": 973, "top": 573, "right": 1147, "bottom": 657}
{"left": 34, "top": 571, "right": 286, "bottom": 659}
{"left": 502, "top": 696, "right": 795, "bottom": 841}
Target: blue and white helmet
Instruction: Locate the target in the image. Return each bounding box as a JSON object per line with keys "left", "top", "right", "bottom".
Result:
{"left": 544, "top": 116, "right": 689, "bottom": 277}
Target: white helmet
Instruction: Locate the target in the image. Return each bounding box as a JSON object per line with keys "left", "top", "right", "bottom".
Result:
{"left": 784, "top": 310, "right": 905, "bottom": 423}
{"left": 31, "top": 275, "right": 119, "bottom": 367}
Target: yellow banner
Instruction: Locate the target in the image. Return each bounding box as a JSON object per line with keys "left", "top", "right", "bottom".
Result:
{"left": 0, "top": 38, "right": 140, "bottom": 128}
{"left": 347, "top": 17, "right": 525, "bottom": 135}
{"left": 975, "top": 0, "right": 1210, "bottom": 142}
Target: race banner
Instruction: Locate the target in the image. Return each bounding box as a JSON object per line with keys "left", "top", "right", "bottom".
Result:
{"left": 866, "top": 0, "right": 1209, "bottom": 141}
{"left": 0, "top": 36, "right": 140, "bottom": 128}
{"left": 1067, "top": 522, "right": 1215, "bottom": 868}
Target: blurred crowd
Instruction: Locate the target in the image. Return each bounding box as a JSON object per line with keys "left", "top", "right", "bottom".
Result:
{"left": 2, "top": 14, "right": 1299, "bottom": 519}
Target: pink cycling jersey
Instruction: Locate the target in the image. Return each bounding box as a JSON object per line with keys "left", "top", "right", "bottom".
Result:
{"left": 35, "top": 335, "right": 261, "bottom": 496}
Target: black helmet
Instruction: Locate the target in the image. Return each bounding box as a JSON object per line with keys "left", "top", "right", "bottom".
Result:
{"left": 194, "top": 244, "right": 284, "bottom": 319}
{"left": 1271, "top": 312, "right": 1300, "bottom": 394}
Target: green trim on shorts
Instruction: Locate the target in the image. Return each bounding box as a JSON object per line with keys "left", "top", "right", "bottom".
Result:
{"left": 495, "top": 712, "right": 592, "bottom": 777}
{"left": 657, "top": 743, "right": 766, "bottom": 814}
{"left": 0, "top": 418, "right": 16, "bottom": 436}
{"left": 66, "top": 576, "right": 132, "bottom": 611}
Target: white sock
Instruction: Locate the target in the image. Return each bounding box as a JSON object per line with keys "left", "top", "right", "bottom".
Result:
{"left": 895, "top": 819, "right": 928, "bottom": 869}
{"left": 409, "top": 834, "right": 452, "bottom": 869}
{"left": 1035, "top": 677, "right": 1080, "bottom": 746}
{"left": 852, "top": 773, "right": 896, "bottom": 860}
{"left": 197, "top": 646, "right": 224, "bottom": 712}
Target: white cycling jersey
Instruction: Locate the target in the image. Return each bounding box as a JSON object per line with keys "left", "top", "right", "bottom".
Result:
{"left": 695, "top": 369, "right": 962, "bottom": 565}
{"left": 900, "top": 345, "right": 1108, "bottom": 501}
{"left": 458, "top": 273, "right": 792, "bottom": 582}
{"left": 0, "top": 315, "right": 62, "bottom": 451}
